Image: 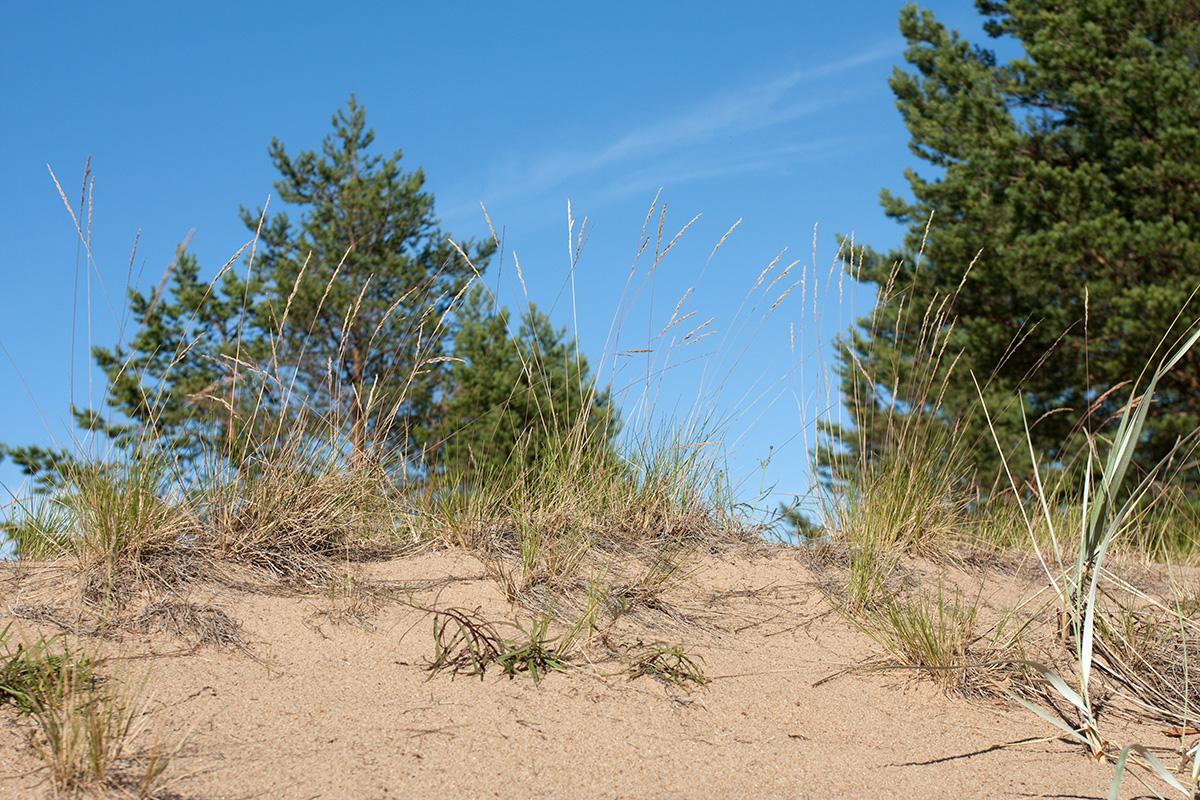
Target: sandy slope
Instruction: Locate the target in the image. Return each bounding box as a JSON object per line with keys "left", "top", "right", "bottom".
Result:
{"left": 0, "top": 546, "right": 1172, "bottom": 799}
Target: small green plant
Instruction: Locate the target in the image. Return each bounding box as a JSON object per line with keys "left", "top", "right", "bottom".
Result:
{"left": 0, "top": 625, "right": 93, "bottom": 714}
{"left": 621, "top": 642, "right": 707, "bottom": 687}
{"left": 425, "top": 607, "right": 504, "bottom": 679}
{"left": 555, "top": 573, "right": 607, "bottom": 654}
{"left": 495, "top": 615, "right": 570, "bottom": 683}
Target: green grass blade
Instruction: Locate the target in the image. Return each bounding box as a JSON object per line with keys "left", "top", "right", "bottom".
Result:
{"left": 1113, "top": 744, "right": 1190, "bottom": 798}
{"left": 1022, "top": 404, "right": 1061, "bottom": 560}
{"left": 1089, "top": 325, "right": 1200, "bottom": 561}
{"left": 1109, "top": 745, "right": 1173, "bottom": 800}
{"left": 1002, "top": 686, "right": 1090, "bottom": 747}
{"left": 1107, "top": 745, "right": 1130, "bottom": 800}
{"left": 1011, "top": 659, "right": 1090, "bottom": 717}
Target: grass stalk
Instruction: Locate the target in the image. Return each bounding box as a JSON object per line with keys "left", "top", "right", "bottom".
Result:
{"left": 985, "top": 322, "right": 1200, "bottom": 793}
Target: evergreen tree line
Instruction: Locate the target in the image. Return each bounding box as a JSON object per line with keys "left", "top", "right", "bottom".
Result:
{"left": 6, "top": 0, "right": 1200, "bottom": 532}
{"left": 817, "top": 0, "right": 1200, "bottom": 521}
{"left": 3, "top": 96, "right": 618, "bottom": 491}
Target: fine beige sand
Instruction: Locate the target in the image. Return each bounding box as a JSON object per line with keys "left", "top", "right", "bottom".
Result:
{"left": 0, "top": 546, "right": 1176, "bottom": 799}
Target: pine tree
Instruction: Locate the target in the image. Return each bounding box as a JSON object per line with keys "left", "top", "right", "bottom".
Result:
{"left": 433, "top": 286, "right": 618, "bottom": 482}
{"left": 84, "top": 251, "right": 273, "bottom": 464}
{"left": 826, "top": 1, "right": 1200, "bottom": 496}
{"left": 242, "top": 95, "right": 496, "bottom": 464}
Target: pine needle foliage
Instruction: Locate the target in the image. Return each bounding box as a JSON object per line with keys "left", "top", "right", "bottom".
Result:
{"left": 828, "top": 0, "right": 1200, "bottom": 499}
{"left": 241, "top": 95, "right": 496, "bottom": 462}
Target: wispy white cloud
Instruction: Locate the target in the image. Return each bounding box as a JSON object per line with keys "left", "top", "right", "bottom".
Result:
{"left": 585, "top": 137, "right": 865, "bottom": 208}
{"left": 443, "top": 41, "right": 896, "bottom": 222}
{"left": 593, "top": 44, "right": 894, "bottom": 165}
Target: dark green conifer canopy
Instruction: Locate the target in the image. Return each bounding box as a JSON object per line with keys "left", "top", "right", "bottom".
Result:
{"left": 825, "top": 0, "right": 1200, "bottom": 497}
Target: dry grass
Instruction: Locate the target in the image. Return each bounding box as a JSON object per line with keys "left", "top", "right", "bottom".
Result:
{"left": 199, "top": 443, "right": 396, "bottom": 583}
{"left": 132, "top": 600, "right": 246, "bottom": 650}
{"left": 0, "top": 624, "right": 181, "bottom": 797}
{"left": 7, "top": 176, "right": 1200, "bottom": 797}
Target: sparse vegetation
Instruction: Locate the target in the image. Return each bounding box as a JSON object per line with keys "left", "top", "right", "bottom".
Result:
{"left": 854, "top": 583, "right": 982, "bottom": 693}
{"left": 619, "top": 642, "right": 707, "bottom": 687}
{"left": 4, "top": 13, "right": 1200, "bottom": 792}
{"left": 0, "top": 624, "right": 178, "bottom": 796}
{"left": 494, "top": 615, "right": 571, "bottom": 683}
{"left": 5, "top": 190, "right": 1200, "bottom": 795}
{"left": 0, "top": 625, "right": 92, "bottom": 715}
{"left": 423, "top": 605, "right": 505, "bottom": 679}
{"left": 420, "top": 604, "right": 574, "bottom": 683}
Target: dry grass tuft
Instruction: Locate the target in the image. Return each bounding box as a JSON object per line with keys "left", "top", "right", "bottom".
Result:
{"left": 0, "top": 624, "right": 182, "bottom": 797}
{"left": 26, "top": 665, "right": 179, "bottom": 797}
{"left": 619, "top": 641, "right": 708, "bottom": 687}
{"left": 199, "top": 445, "right": 396, "bottom": 584}
{"left": 132, "top": 600, "right": 245, "bottom": 651}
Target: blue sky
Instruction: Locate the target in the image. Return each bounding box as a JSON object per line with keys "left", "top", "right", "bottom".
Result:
{"left": 0, "top": 1, "right": 993, "bottom": 526}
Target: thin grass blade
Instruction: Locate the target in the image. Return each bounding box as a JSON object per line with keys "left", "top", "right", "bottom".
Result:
{"left": 1002, "top": 686, "right": 1090, "bottom": 747}
{"left": 1089, "top": 325, "right": 1200, "bottom": 557}
{"left": 1011, "top": 659, "right": 1091, "bottom": 717}
{"left": 1110, "top": 743, "right": 1190, "bottom": 799}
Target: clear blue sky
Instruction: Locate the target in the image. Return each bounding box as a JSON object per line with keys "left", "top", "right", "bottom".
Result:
{"left": 0, "top": 1, "right": 991, "bottom": 526}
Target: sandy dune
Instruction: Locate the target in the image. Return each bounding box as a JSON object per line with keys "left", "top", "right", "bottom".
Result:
{"left": 0, "top": 546, "right": 1170, "bottom": 799}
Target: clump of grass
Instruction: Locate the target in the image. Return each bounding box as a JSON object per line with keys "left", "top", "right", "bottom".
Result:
{"left": 0, "top": 624, "right": 178, "bottom": 797}
{"left": 487, "top": 499, "right": 600, "bottom": 602}
{"left": 855, "top": 583, "right": 984, "bottom": 693}
{"left": 0, "top": 624, "right": 93, "bottom": 715}
{"left": 1125, "top": 492, "right": 1200, "bottom": 562}
{"left": 833, "top": 424, "right": 971, "bottom": 555}
{"left": 975, "top": 491, "right": 1082, "bottom": 554}
{"left": 818, "top": 252, "right": 980, "bottom": 609}
{"left": 826, "top": 410, "right": 976, "bottom": 611}
{"left": 20, "top": 449, "right": 201, "bottom": 607}
{"left": 1084, "top": 575, "right": 1200, "bottom": 737}
{"left": 27, "top": 664, "right": 175, "bottom": 797}
{"left": 6, "top": 493, "right": 77, "bottom": 561}
{"left": 420, "top": 604, "right": 573, "bottom": 683}
{"left": 201, "top": 437, "right": 396, "bottom": 582}
{"left": 620, "top": 642, "right": 707, "bottom": 687}
{"left": 424, "top": 606, "right": 504, "bottom": 679}
{"left": 423, "top": 417, "right": 735, "bottom": 631}
{"left": 66, "top": 450, "right": 194, "bottom": 568}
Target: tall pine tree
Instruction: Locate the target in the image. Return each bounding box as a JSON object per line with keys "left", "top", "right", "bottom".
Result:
{"left": 7, "top": 97, "right": 496, "bottom": 487}
{"left": 242, "top": 95, "right": 496, "bottom": 464}
{"left": 826, "top": 0, "right": 1200, "bottom": 497}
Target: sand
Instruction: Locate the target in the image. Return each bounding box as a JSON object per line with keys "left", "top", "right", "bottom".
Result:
{"left": 0, "top": 545, "right": 1176, "bottom": 799}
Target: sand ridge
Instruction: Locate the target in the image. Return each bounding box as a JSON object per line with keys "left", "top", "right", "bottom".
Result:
{"left": 0, "top": 547, "right": 1166, "bottom": 799}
